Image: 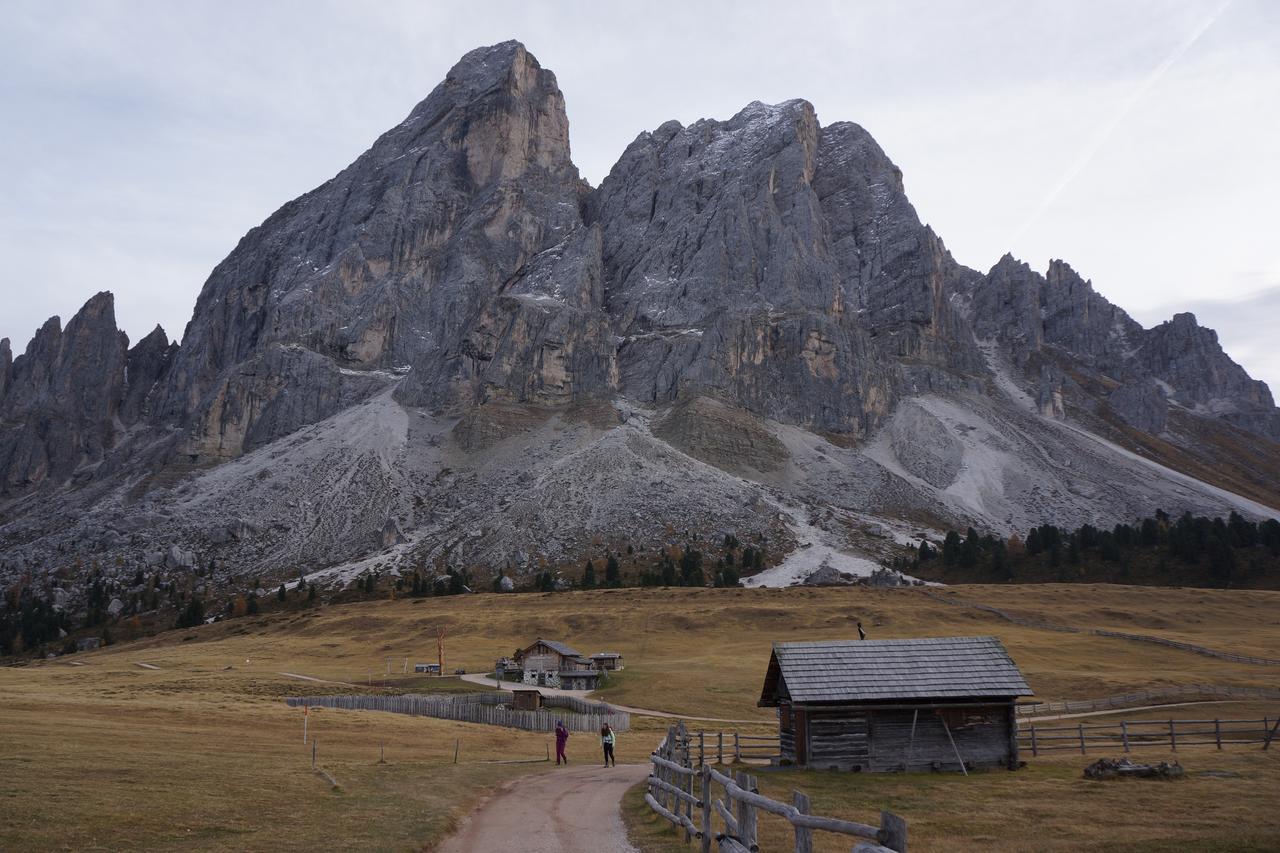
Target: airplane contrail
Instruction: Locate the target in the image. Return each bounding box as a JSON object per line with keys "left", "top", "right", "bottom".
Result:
{"left": 1008, "top": 0, "right": 1234, "bottom": 249}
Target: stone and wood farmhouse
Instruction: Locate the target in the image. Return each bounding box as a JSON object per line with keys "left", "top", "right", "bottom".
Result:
{"left": 505, "top": 638, "right": 601, "bottom": 690}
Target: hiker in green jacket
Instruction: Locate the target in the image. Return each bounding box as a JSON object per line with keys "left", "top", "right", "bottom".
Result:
{"left": 601, "top": 723, "right": 616, "bottom": 767}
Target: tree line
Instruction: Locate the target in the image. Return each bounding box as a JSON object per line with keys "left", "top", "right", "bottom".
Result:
{"left": 906, "top": 510, "right": 1280, "bottom": 588}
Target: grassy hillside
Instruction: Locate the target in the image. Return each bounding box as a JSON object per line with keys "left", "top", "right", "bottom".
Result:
{"left": 2, "top": 583, "right": 1278, "bottom": 850}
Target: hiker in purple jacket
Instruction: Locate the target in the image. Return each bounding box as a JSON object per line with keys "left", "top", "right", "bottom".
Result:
{"left": 555, "top": 720, "right": 570, "bottom": 765}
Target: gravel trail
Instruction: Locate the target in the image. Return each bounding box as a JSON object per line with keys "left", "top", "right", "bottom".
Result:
{"left": 438, "top": 763, "right": 648, "bottom": 853}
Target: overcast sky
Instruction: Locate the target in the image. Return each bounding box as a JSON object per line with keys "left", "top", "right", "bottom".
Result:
{"left": 2, "top": 0, "right": 1277, "bottom": 392}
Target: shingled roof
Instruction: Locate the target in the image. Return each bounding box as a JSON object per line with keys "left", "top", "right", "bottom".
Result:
{"left": 527, "top": 638, "right": 582, "bottom": 658}
{"left": 758, "top": 636, "right": 1032, "bottom": 706}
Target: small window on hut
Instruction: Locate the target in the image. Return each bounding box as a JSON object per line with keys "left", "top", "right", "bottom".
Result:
{"left": 939, "top": 708, "right": 998, "bottom": 730}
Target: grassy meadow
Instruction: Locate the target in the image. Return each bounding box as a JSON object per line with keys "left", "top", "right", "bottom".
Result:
{"left": 1, "top": 583, "right": 1278, "bottom": 850}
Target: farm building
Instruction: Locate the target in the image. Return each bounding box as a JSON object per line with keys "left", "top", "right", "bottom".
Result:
{"left": 757, "top": 636, "right": 1032, "bottom": 772}
{"left": 511, "top": 689, "right": 543, "bottom": 711}
{"left": 590, "top": 652, "right": 624, "bottom": 671}
{"left": 513, "top": 639, "right": 600, "bottom": 689}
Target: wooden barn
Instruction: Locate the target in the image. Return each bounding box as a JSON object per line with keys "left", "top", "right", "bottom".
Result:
{"left": 590, "top": 652, "right": 624, "bottom": 671}
{"left": 511, "top": 689, "right": 543, "bottom": 711}
{"left": 757, "top": 636, "right": 1032, "bottom": 773}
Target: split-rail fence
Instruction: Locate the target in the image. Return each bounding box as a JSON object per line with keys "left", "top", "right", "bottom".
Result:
{"left": 1017, "top": 684, "right": 1280, "bottom": 717}
{"left": 1019, "top": 715, "right": 1280, "bottom": 756}
{"left": 645, "top": 722, "right": 906, "bottom": 853}
{"left": 284, "top": 691, "right": 629, "bottom": 733}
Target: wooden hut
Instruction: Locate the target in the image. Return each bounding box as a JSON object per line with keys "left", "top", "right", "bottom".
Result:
{"left": 511, "top": 689, "right": 543, "bottom": 711}
{"left": 757, "top": 636, "right": 1032, "bottom": 772}
{"left": 590, "top": 652, "right": 624, "bottom": 671}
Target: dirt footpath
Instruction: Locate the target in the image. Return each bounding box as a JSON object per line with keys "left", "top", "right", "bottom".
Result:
{"left": 438, "top": 763, "right": 648, "bottom": 853}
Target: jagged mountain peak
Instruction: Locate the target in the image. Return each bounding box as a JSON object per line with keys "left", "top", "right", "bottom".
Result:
{"left": 1, "top": 40, "right": 1278, "bottom": 597}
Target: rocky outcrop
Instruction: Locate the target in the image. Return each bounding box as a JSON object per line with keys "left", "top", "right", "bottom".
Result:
{"left": 967, "top": 256, "right": 1278, "bottom": 440}
{"left": 161, "top": 40, "right": 587, "bottom": 459}
{"left": 590, "top": 100, "right": 904, "bottom": 437}
{"left": 123, "top": 326, "right": 178, "bottom": 423}
{"left": 1136, "top": 313, "right": 1279, "bottom": 438}
{"left": 0, "top": 338, "right": 11, "bottom": 401}
{"left": 0, "top": 293, "right": 129, "bottom": 492}
{"left": 1108, "top": 379, "right": 1169, "bottom": 434}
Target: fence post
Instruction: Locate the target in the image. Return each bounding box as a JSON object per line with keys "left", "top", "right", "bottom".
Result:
{"left": 700, "top": 764, "right": 712, "bottom": 853}
{"left": 684, "top": 731, "right": 693, "bottom": 845}
{"left": 736, "top": 771, "right": 757, "bottom": 850}
{"left": 1215, "top": 719, "right": 1222, "bottom": 750}
{"left": 718, "top": 731, "right": 724, "bottom": 765}
{"left": 698, "top": 731, "right": 705, "bottom": 766}
{"left": 1078, "top": 723, "right": 1086, "bottom": 755}
{"left": 312, "top": 738, "right": 317, "bottom": 768}
{"left": 1264, "top": 716, "right": 1280, "bottom": 751}
{"left": 1121, "top": 721, "right": 1130, "bottom": 753}
{"left": 734, "top": 732, "right": 741, "bottom": 763}
{"left": 879, "top": 810, "right": 908, "bottom": 853}
{"left": 1169, "top": 720, "right": 1176, "bottom": 753}
{"left": 1030, "top": 725, "right": 1038, "bottom": 757}
{"left": 792, "top": 790, "right": 813, "bottom": 853}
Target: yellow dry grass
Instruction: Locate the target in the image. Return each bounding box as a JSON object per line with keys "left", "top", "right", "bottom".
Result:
{"left": 1, "top": 582, "right": 1277, "bottom": 851}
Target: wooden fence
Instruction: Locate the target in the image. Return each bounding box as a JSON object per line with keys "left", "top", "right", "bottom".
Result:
{"left": 1089, "top": 630, "right": 1280, "bottom": 666}
{"left": 1018, "top": 684, "right": 1280, "bottom": 717}
{"left": 1019, "top": 716, "right": 1280, "bottom": 756}
{"left": 646, "top": 722, "right": 906, "bottom": 852}
{"left": 284, "top": 692, "right": 629, "bottom": 733}
{"left": 669, "top": 729, "right": 782, "bottom": 766}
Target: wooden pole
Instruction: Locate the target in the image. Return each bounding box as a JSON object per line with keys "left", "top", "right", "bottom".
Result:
{"left": 1030, "top": 724, "right": 1037, "bottom": 757}
{"left": 1265, "top": 715, "right": 1280, "bottom": 750}
{"left": 939, "top": 715, "right": 969, "bottom": 776}
{"left": 903, "top": 708, "right": 919, "bottom": 769}
{"left": 438, "top": 626, "right": 446, "bottom": 677}
{"left": 312, "top": 738, "right": 317, "bottom": 768}
{"left": 1078, "top": 723, "right": 1086, "bottom": 755}
{"left": 453, "top": 738, "right": 459, "bottom": 764}
{"left": 718, "top": 731, "right": 724, "bottom": 765}
{"left": 1121, "top": 720, "right": 1130, "bottom": 753}
{"left": 792, "top": 790, "right": 813, "bottom": 853}
{"left": 303, "top": 709, "right": 308, "bottom": 744}
{"left": 734, "top": 731, "right": 741, "bottom": 763}
{"left": 700, "top": 764, "right": 712, "bottom": 853}
{"left": 1215, "top": 719, "right": 1222, "bottom": 750}
{"left": 1169, "top": 719, "right": 1176, "bottom": 752}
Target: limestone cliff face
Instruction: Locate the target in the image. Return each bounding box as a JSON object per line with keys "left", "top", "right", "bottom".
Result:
{"left": 589, "top": 101, "right": 902, "bottom": 436}
{"left": 0, "top": 294, "right": 129, "bottom": 491}
{"left": 966, "top": 256, "right": 1278, "bottom": 439}
{"left": 1137, "top": 313, "right": 1279, "bottom": 437}
{"left": 0, "top": 338, "right": 11, "bottom": 401}
{"left": 160, "top": 41, "right": 587, "bottom": 459}
{"left": 2, "top": 38, "right": 1277, "bottom": 508}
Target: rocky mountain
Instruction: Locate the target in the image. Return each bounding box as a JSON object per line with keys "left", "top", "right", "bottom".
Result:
{"left": 2, "top": 40, "right": 1278, "bottom": 604}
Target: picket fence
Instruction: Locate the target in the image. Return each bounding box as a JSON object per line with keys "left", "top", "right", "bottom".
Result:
{"left": 284, "top": 691, "right": 629, "bottom": 733}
